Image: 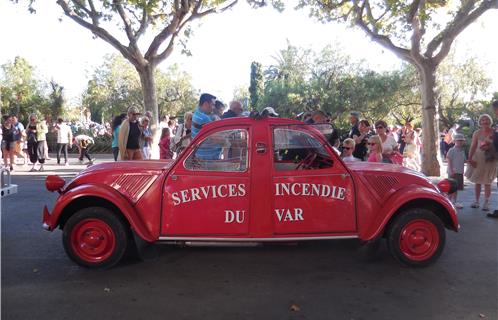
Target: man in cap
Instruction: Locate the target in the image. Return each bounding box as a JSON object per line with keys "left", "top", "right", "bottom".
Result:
{"left": 192, "top": 93, "right": 216, "bottom": 139}
{"left": 118, "top": 106, "right": 143, "bottom": 160}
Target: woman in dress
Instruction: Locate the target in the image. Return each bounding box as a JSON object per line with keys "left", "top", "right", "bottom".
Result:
{"left": 465, "top": 114, "right": 497, "bottom": 211}
{"left": 402, "top": 122, "right": 420, "bottom": 171}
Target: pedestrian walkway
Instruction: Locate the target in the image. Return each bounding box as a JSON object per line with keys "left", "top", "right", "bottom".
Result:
{"left": 8, "top": 153, "right": 115, "bottom": 176}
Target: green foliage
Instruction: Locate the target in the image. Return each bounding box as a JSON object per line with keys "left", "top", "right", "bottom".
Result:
{"left": 82, "top": 54, "right": 197, "bottom": 122}
{"left": 249, "top": 61, "right": 264, "bottom": 110}
{"left": 437, "top": 53, "right": 492, "bottom": 129}
{"left": 0, "top": 56, "right": 52, "bottom": 122}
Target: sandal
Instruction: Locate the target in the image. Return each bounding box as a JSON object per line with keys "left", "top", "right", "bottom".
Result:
{"left": 470, "top": 202, "right": 479, "bottom": 209}
{"left": 482, "top": 200, "right": 490, "bottom": 212}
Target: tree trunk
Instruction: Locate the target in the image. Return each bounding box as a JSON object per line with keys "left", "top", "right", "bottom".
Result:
{"left": 137, "top": 64, "right": 160, "bottom": 159}
{"left": 137, "top": 65, "right": 159, "bottom": 124}
{"left": 418, "top": 62, "right": 441, "bottom": 176}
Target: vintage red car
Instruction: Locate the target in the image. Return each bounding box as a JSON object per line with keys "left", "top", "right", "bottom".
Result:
{"left": 43, "top": 115, "right": 458, "bottom": 268}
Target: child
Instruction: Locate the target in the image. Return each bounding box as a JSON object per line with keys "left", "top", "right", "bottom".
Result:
{"left": 367, "top": 135, "right": 383, "bottom": 162}
{"left": 341, "top": 138, "right": 360, "bottom": 162}
{"left": 158, "top": 128, "right": 173, "bottom": 159}
{"left": 446, "top": 133, "right": 466, "bottom": 208}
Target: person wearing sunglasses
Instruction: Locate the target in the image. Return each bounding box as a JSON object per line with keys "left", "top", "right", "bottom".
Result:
{"left": 341, "top": 138, "right": 360, "bottom": 162}
{"left": 375, "top": 120, "right": 398, "bottom": 163}
{"left": 367, "top": 135, "right": 383, "bottom": 162}
{"left": 118, "top": 105, "right": 144, "bottom": 161}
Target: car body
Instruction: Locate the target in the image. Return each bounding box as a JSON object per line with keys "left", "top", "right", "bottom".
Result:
{"left": 43, "top": 116, "right": 458, "bottom": 268}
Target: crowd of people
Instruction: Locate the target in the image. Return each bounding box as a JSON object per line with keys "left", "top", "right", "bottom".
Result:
{"left": 1, "top": 94, "right": 497, "bottom": 217}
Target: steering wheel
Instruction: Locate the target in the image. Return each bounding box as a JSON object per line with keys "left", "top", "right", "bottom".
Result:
{"left": 296, "top": 152, "right": 317, "bottom": 170}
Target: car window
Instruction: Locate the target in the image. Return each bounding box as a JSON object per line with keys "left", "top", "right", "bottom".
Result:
{"left": 273, "top": 127, "right": 333, "bottom": 171}
{"left": 184, "top": 129, "right": 248, "bottom": 172}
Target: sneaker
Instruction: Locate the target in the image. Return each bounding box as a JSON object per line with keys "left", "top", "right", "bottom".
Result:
{"left": 38, "top": 167, "right": 44, "bottom": 172}
{"left": 65, "top": 162, "right": 70, "bottom": 166}
{"left": 9, "top": 166, "right": 13, "bottom": 172}
{"left": 455, "top": 203, "right": 463, "bottom": 209}
{"left": 29, "top": 168, "right": 37, "bottom": 172}
{"left": 470, "top": 202, "right": 479, "bottom": 209}
{"left": 78, "top": 160, "right": 84, "bottom": 164}
{"left": 487, "top": 211, "right": 498, "bottom": 218}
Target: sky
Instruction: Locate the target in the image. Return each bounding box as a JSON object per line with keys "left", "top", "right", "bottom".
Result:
{"left": 1, "top": 1, "right": 497, "bottom": 106}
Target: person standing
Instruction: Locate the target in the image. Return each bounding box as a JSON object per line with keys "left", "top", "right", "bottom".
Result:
{"left": 158, "top": 128, "right": 173, "bottom": 159}
{"left": 54, "top": 118, "right": 72, "bottom": 166}
{"left": 348, "top": 112, "right": 361, "bottom": 139}
{"left": 172, "top": 111, "right": 193, "bottom": 156}
{"left": 12, "top": 116, "right": 26, "bottom": 165}
{"left": 26, "top": 114, "right": 40, "bottom": 171}
{"left": 140, "top": 116, "right": 153, "bottom": 160}
{"left": 118, "top": 106, "right": 143, "bottom": 160}
{"left": 352, "top": 119, "right": 372, "bottom": 161}
{"left": 222, "top": 101, "right": 243, "bottom": 119}
{"left": 341, "top": 138, "right": 360, "bottom": 162}
{"left": 465, "top": 114, "right": 497, "bottom": 212}
{"left": 111, "top": 113, "right": 127, "bottom": 161}
{"left": 1, "top": 115, "right": 15, "bottom": 171}
{"left": 213, "top": 100, "right": 225, "bottom": 120}
{"left": 446, "top": 134, "right": 466, "bottom": 209}
{"left": 488, "top": 101, "right": 498, "bottom": 218}
{"left": 191, "top": 93, "right": 216, "bottom": 139}
{"left": 375, "top": 120, "right": 398, "bottom": 163}
{"left": 35, "top": 116, "right": 48, "bottom": 171}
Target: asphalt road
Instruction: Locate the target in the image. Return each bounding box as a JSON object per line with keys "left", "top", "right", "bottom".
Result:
{"left": 2, "top": 157, "right": 497, "bottom": 320}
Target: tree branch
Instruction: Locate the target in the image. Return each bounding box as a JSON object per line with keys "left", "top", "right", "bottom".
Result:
{"left": 427, "top": 0, "right": 498, "bottom": 62}
{"left": 57, "top": 0, "right": 138, "bottom": 66}
{"left": 113, "top": 0, "right": 138, "bottom": 47}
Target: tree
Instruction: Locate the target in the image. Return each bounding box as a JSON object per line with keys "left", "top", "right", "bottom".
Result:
{"left": 18, "top": 1, "right": 244, "bottom": 125}
{"left": 48, "top": 80, "right": 65, "bottom": 121}
{"left": 0, "top": 56, "right": 49, "bottom": 121}
{"left": 299, "top": 0, "right": 498, "bottom": 175}
{"left": 249, "top": 61, "right": 264, "bottom": 110}
{"left": 82, "top": 54, "right": 197, "bottom": 122}
{"left": 437, "top": 54, "right": 491, "bottom": 129}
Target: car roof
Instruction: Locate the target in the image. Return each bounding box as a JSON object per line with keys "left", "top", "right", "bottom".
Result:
{"left": 200, "top": 116, "right": 303, "bottom": 131}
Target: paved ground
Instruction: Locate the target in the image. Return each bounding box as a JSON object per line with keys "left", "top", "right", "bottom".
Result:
{"left": 1, "top": 155, "right": 497, "bottom": 320}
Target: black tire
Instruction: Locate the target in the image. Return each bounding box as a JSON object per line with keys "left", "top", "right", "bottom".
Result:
{"left": 386, "top": 208, "right": 445, "bottom": 268}
{"left": 62, "top": 207, "right": 128, "bottom": 269}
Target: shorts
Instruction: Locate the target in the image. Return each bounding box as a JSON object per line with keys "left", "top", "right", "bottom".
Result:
{"left": 450, "top": 173, "right": 464, "bottom": 191}
{"left": 1, "top": 141, "right": 16, "bottom": 152}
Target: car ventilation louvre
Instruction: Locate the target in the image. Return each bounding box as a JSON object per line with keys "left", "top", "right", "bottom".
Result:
{"left": 110, "top": 174, "right": 158, "bottom": 203}
{"left": 364, "top": 175, "right": 399, "bottom": 198}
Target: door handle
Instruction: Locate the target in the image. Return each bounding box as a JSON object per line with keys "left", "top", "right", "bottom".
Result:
{"left": 171, "top": 175, "right": 178, "bottom": 181}
{"left": 256, "top": 142, "right": 267, "bottom": 154}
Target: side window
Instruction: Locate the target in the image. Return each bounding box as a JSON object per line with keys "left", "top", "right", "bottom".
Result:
{"left": 185, "top": 129, "right": 248, "bottom": 172}
{"left": 273, "top": 128, "right": 333, "bottom": 171}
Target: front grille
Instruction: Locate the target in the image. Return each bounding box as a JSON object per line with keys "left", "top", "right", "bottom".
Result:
{"left": 364, "top": 175, "right": 399, "bottom": 198}
{"left": 111, "top": 174, "right": 158, "bottom": 203}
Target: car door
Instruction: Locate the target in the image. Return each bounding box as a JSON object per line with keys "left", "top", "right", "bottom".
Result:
{"left": 271, "top": 124, "right": 356, "bottom": 235}
{"left": 162, "top": 126, "right": 251, "bottom": 236}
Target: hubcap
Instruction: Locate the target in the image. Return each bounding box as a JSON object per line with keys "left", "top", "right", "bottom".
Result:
{"left": 71, "top": 219, "right": 116, "bottom": 263}
{"left": 399, "top": 219, "right": 439, "bottom": 261}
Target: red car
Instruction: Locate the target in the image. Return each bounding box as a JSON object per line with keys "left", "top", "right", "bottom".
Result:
{"left": 43, "top": 116, "right": 458, "bottom": 268}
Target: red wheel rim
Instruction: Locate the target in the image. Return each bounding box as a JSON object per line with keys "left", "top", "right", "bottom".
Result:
{"left": 70, "top": 219, "right": 116, "bottom": 263}
{"left": 399, "top": 219, "right": 440, "bottom": 262}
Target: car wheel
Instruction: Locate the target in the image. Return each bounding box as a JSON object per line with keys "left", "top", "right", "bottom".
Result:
{"left": 387, "top": 208, "right": 445, "bottom": 268}
{"left": 63, "top": 207, "right": 128, "bottom": 269}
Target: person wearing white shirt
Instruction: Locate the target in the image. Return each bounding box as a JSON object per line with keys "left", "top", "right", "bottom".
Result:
{"left": 53, "top": 118, "right": 73, "bottom": 165}
{"left": 375, "top": 120, "right": 398, "bottom": 162}
{"left": 341, "top": 138, "right": 361, "bottom": 162}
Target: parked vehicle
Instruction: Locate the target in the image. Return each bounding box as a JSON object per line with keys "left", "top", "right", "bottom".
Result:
{"left": 43, "top": 115, "right": 458, "bottom": 268}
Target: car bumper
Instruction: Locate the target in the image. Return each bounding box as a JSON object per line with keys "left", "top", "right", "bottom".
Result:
{"left": 42, "top": 206, "right": 54, "bottom": 231}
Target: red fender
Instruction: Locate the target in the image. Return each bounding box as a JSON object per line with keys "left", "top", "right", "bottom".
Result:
{"left": 43, "top": 183, "right": 155, "bottom": 242}
{"left": 360, "top": 185, "right": 458, "bottom": 240}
